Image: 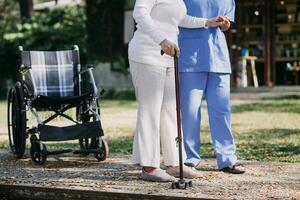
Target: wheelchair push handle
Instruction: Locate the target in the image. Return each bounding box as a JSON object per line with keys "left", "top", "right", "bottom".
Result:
{"left": 19, "top": 64, "right": 32, "bottom": 75}
{"left": 20, "top": 64, "right": 32, "bottom": 70}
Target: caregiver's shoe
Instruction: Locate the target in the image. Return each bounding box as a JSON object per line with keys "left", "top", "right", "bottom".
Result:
{"left": 141, "top": 168, "right": 176, "bottom": 182}
{"left": 166, "top": 166, "right": 202, "bottom": 179}
{"left": 220, "top": 164, "right": 245, "bottom": 174}
{"left": 185, "top": 161, "right": 202, "bottom": 170}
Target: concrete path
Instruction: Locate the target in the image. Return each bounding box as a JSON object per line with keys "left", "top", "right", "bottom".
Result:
{"left": 0, "top": 150, "right": 299, "bottom": 200}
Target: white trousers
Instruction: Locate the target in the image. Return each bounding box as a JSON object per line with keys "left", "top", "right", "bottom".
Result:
{"left": 130, "top": 60, "right": 185, "bottom": 168}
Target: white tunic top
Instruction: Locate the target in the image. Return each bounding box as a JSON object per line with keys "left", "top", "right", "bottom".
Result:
{"left": 128, "top": 0, "right": 208, "bottom": 68}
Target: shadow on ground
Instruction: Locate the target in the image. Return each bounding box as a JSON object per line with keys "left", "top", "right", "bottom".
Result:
{"left": 232, "top": 101, "right": 300, "bottom": 113}
{"left": 200, "top": 128, "right": 300, "bottom": 163}
{"left": 236, "top": 128, "right": 300, "bottom": 162}
{"left": 232, "top": 95, "right": 300, "bottom": 113}
{"left": 262, "top": 95, "right": 300, "bottom": 100}
{"left": 238, "top": 128, "right": 300, "bottom": 139}
{"left": 33, "top": 136, "right": 134, "bottom": 155}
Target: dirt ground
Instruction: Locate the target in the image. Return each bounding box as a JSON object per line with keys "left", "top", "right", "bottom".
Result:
{"left": 0, "top": 150, "right": 299, "bottom": 200}
{"left": 1, "top": 94, "right": 300, "bottom": 199}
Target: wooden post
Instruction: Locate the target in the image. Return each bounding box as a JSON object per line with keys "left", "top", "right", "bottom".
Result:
{"left": 85, "top": 0, "right": 125, "bottom": 63}
{"left": 270, "top": 0, "right": 276, "bottom": 86}
{"left": 234, "top": 1, "right": 244, "bottom": 87}
{"left": 264, "top": 0, "right": 272, "bottom": 87}
{"left": 250, "top": 58, "right": 259, "bottom": 88}
{"left": 241, "top": 58, "right": 248, "bottom": 88}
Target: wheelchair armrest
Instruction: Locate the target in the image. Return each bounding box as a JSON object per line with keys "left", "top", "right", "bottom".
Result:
{"left": 86, "top": 64, "right": 94, "bottom": 69}
{"left": 19, "top": 66, "right": 38, "bottom": 98}
{"left": 19, "top": 64, "right": 31, "bottom": 74}
{"left": 79, "top": 64, "right": 94, "bottom": 74}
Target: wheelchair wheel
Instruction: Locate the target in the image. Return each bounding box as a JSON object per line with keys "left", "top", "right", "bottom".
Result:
{"left": 30, "top": 135, "right": 47, "bottom": 165}
{"left": 93, "top": 138, "right": 108, "bottom": 162}
{"left": 7, "top": 82, "right": 27, "bottom": 158}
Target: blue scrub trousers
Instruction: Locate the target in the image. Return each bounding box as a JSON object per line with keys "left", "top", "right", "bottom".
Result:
{"left": 180, "top": 72, "right": 237, "bottom": 169}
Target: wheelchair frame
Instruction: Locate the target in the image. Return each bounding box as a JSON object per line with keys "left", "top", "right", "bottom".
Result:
{"left": 7, "top": 45, "right": 108, "bottom": 165}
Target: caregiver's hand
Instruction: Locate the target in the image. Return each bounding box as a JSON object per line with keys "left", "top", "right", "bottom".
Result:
{"left": 160, "top": 39, "right": 180, "bottom": 57}
{"left": 205, "top": 16, "right": 225, "bottom": 27}
{"left": 219, "top": 16, "right": 231, "bottom": 31}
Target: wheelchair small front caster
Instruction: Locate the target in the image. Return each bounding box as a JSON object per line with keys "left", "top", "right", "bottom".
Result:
{"left": 30, "top": 136, "right": 47, "bottom": 165}
{"left": 93, "top": 138, "right": 108, "bottom": 162}
{"left": 30, "top": 146, "right": 47, "bottom": 165}
{"left": 94, "top": 150, "right": 105, "bottom": 161}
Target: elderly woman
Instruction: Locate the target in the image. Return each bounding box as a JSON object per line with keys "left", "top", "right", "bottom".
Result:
{"left": 128, "top": 0, "right": 224, "bottom": 182}
{"left": 178, "top": 0, "right": 245, "bottom": 174}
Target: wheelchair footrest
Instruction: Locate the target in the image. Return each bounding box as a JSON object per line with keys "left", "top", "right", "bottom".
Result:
{"left": 38, "top": 121, "right": 104, "bottom": 142}
{"left": 45, "top": 149, "right": 73, "bottom": 155}
{"left": 73, "top": 149, "right": 103, "bottom": 154}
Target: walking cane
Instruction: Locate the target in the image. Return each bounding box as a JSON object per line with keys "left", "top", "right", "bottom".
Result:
{"left": 161, "top": 50, "right": 193, "bottom": 189}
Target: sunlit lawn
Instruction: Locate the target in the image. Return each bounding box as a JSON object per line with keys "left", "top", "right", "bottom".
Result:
{"left": 0, "top": 97, "right": 300, "bottom": 163}
{"left": 0, "top": 101, "right": 6, "bottom": 127}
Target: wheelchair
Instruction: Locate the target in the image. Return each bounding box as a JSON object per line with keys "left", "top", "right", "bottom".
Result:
{"left": 7, "top": 45, "right": 108, "bottom": 165}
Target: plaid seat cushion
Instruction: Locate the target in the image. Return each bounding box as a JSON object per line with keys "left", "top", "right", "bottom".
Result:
{"left": 27, "top": 50, "right": 76, "bottom": 98}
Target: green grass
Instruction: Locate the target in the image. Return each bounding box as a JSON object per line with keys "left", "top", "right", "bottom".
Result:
{"left": 192, "top": 97, "right": 300, "bottom": 163}
{"left": 232, "top": 99, "right": 300, "bottom": 114}
{"left": 0, "top": 100, "right": 6, "bottom": 127}
{"left": 100, "top": 99, "right": 137, "bottom": 110}
{"left": 0, "top": 97, "right": 300, "bottom": 163}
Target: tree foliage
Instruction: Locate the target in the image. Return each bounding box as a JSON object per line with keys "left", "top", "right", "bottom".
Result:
{"left": 0, "top": 0, "right": 19, "bottom": 36}
{"left": 0, "top": 0, "right": 129, "bottom": 98}
{"left": 0, "top": 6, "right": 86, "bottom": 98}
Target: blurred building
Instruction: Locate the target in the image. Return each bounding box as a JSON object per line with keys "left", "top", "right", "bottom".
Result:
{"left": 230, "top": 0, "right": 300, "bottom": 87}
{"left": 122, "top": 0, "right": 300, "bottom": 88}
{"left": 33, "top": 0, "right": 300, "bottom": 88}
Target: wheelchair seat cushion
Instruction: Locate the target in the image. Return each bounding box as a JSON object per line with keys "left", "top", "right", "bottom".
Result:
{"left": 31, "top": 93, "right": 93, "bottom": 109}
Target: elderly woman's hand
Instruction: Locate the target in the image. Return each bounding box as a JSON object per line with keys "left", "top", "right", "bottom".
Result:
{"left": 205, "top": 16, "right": 225, "bottom": 27}
{"left": 160, "top": 39, "right": 180, "bottom": 57}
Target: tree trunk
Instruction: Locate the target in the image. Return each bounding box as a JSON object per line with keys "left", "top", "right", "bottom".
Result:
{"left": 85, "top": 0, "right": 125, "bottom": 62}
{"left": 18, "top": 0, "right": 33, "bottom": 18}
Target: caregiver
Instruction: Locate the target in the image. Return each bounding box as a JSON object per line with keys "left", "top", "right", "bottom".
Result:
{"left": 128, "top": 0, "right": 224, "bottom": 182}
{"left": 179, "top": 0, "right": 245, "bottom": 174}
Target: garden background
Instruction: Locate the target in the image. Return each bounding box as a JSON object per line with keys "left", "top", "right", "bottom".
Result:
{"left": 0, "top": 0, "right": 299, "bottom": 163}
{"left": 0, "top": 1, "right": 299, "bottom": 199}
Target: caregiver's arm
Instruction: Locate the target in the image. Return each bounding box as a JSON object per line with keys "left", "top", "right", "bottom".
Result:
{"left": 133, "top": 0, "right": 167, "bottom": 44}
{"left": 179, "top": 16, "right": 224, "bottom": 28}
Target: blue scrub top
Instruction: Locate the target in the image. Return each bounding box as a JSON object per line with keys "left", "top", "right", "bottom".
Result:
{"left": 179, "top": 0, "right": 236, "bottom": 73}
